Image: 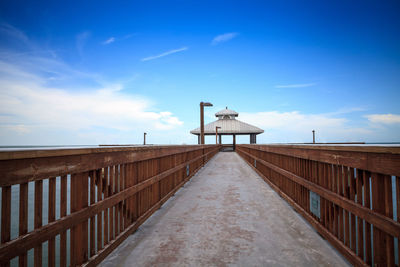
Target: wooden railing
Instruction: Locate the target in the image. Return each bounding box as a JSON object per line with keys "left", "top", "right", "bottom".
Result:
{"left": 0, "top": 145, "right": 220, "bottom": 266}
{"left": 237, "top": 144, "right": 400, "bottom": 267}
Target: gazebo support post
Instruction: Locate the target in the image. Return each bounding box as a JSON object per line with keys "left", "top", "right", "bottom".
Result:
{"left": 250, "top": 134, "right": 257, "bottom": 144}
{"left": 219, "top": 135, "right": 222, "bottom": 145}
{"left": 233, "top": 134, "right": 236, "bottom": 151}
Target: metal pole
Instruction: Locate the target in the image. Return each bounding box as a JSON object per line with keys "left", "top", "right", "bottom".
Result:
{"left": 144, "top": 132, "right": 147, "bottom": 145}
{"left": 200, "top": 102, "right": 204, "bottom": 145}
{"left": 216, "top": 126, "right": 221, "bottom": 144}
{"left": 312, "top": 130, "right": 315, "bottom": 144}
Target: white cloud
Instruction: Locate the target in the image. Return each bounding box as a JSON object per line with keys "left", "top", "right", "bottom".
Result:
{"left": 275, "top": 83, "right": 316, "bottom": 88}
{"left": 212, "top": 32, "right": 239, "bottom": 45}
{"left": 239, "top": 111, "right": 374, "bottom": 143}
{"left": 365, "top": 114, "right": 400, "bottom": 125}
{"left": 0, "top": 53, "right": 184, "bottom": 145}
{"left": 102, "top": 37, "right": 115, "bottom": 45}
{"left": 141, "top": 47, "right": 188, "bottom": 61}
{"left": 1, "top": 124, "right": 31, "bottom": 134}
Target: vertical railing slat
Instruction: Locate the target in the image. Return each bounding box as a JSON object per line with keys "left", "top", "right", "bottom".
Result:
{"left": 363, "top": 171, "right": 372, "bottom": 265}
{"left": 34, "top": 180, "right": 43, "bottom": 267}
{"left": 110, "top": 166, "right": 115, "bottom": 241}
{"left": 19, "top": 183, "right": 28, "bottom": 267}
{"left": 383, "top": 174, "right": 394, "bottom": 265}
{"left": 90, "top": 170, "right": 96, "bottom": 257}
{"left": 1, "top": 185, "right": 11, "bottom": 267}
{"left": 60, "top": 175, "right": 67, "bottom": 267}
{"left": 48, "top": 177, "right": 56, "bottom": 267}
{"left": 356, "top": 169, "right": 364, "bottom": 259}
{"left": 96, "top": 169, "right": 103, "bottom": 252}
{"left": 338, "top": 165, "right": 344, "bottom": 243}
{"left": 103, "top": 167, "right": 109, "bottom": 246}
{"left": 371, "top": 172, "right": 387, "bottom": 266}
{"left": 397, "top": 176, "right": 400, "bottom": 264}
{"left": 70, "top": 172, "right": 89, "bottom": 265}
{"left": 343, "top": 167, "right": 349, "bottom": 246}
{"left": 118, "top": 165, "right": 123, "bottom": 235}
{"left": 349, "top": 168, "right": 356, "bottom": 253}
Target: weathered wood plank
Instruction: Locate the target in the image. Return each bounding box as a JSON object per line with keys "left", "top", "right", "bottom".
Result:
{"left": 60, "top": 175, "right": 67, "bottom": 267}
{"left": 103, "top": 167, "right": 109, "bottom": 246}
{"left": 371, "top": 172, "right": 386, "bottom": 266}
{"left": 70, "top": 172, "right": 89, "bottom": 265}
{"left": 1, "top": 185, "right": 11, "bottom": 267}
{"left": 239, "top": 145, "right": 400, "bottom": 177}
{"left": 96, "top": 169, "right": 103, "bottom": 252}
{"left": 34, "top": 180, "right": 42, "bottom": 267}
{"left": 48, "top": 177, "right": 56, "bottom": 267}
{"left": 383, "top": 174, "right": 394, "bottom": 266}
{"left": 19, "top": 182, "right": 28, "bottom": 267}
{"left": 356, "top": 169, "right": 364, "bottom": 259}
{"left": 0, "top": 146, "right": 215, "bottom": 186}
{"left": 90, "top": 171, "right": 96, "bottom": 257}
{"left": 363, "top": 171, "right": 371, "bottom": 265}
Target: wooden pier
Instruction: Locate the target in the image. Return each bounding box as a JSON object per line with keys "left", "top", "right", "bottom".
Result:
{"left": 0, "top": 144, "right": 399, "bottom": 266}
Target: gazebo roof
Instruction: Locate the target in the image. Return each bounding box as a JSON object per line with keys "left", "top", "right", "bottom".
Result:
{"left": 190, "top": 119, "right": 264, "bottom": 135}
{"left": 191, "top": 107, "right": 264, "bottom": 135}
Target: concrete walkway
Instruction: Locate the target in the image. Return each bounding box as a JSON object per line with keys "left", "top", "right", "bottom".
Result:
{"left": 101, "top": 152, "right": 349, "bottom": 266}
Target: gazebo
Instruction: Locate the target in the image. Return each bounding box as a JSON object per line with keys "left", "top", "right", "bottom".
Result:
{"left": 190, "top": 107, "right": 264, "bottom": 148}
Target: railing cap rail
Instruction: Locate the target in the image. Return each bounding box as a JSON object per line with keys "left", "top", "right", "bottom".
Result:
{"left": 239, "top": 144, "right": 400, "bottom": 154}
{"left": 0, "top": 144, "right": 217, "bottom": 161}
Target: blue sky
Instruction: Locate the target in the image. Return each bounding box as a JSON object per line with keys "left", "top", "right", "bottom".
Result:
{"left": 0, "top": 0, "right": 399, "bottom": 145}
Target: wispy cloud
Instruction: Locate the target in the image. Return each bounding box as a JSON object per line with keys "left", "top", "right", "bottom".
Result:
{"left": 0, "top": 23, "right": 29, "bottom": 44}
{"left": 141, "top": 47, "right": 188, "bottom": 62}
{"left": 76, "top": 31, "right": 90, "bottom": 56}
{"left": 101, "top": 34, "right": 135, "bottom": 45}
{"left": 275, "top": 83, "right": 316, "bottom": 88}
{"left": 102, "top": 37, "right": 115, "bottom": 45}
{"left": 212, "top": 32, "right": 239, "bottom": 45}
{"left": 365, "top": 114, "right": 400, "bottom": 124}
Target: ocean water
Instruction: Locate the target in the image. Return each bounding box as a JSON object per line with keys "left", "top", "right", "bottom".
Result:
{"left": 1, "top": 176, "right": 72, "bottom": 266}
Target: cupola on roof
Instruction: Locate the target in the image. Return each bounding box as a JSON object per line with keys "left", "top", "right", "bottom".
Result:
{"left": 215, "top": 107, "right": 239, "bottom": 118}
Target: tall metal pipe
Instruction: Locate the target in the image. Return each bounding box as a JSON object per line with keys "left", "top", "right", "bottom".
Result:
{"left": 312, "top": 130, "right": 315, "bottom": 144}
{"left": 199, "top": 102, "right": 213, "bottom": 144}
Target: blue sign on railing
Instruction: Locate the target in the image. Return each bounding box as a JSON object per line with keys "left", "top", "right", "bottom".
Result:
{"left": 310, "top": 191, "right": 320, "bottom": 219}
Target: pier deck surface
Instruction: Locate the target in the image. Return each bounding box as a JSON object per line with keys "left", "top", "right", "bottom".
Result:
{"left": 101, "top": 152, "right": 348, "bottom": 266}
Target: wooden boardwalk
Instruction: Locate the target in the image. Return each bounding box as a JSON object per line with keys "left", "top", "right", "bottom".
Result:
{"left": 100, "top": 152, "right": 348, "bottom": 266}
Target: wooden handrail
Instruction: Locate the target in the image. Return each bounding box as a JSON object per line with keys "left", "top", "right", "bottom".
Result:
{"left": 239, "top": 144, "right": 400, "bottom": 176}
{"left": 237, "top": 144, "right": 400, "bottom": 267}
{"left": 0, "top": 145, "right": 217, "bottom": 186}
{"left": 239, "top": 149, "right": 400, "bottom": 237}
{"left": 0, "top": 145, "right": 221, "bottom": 266}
